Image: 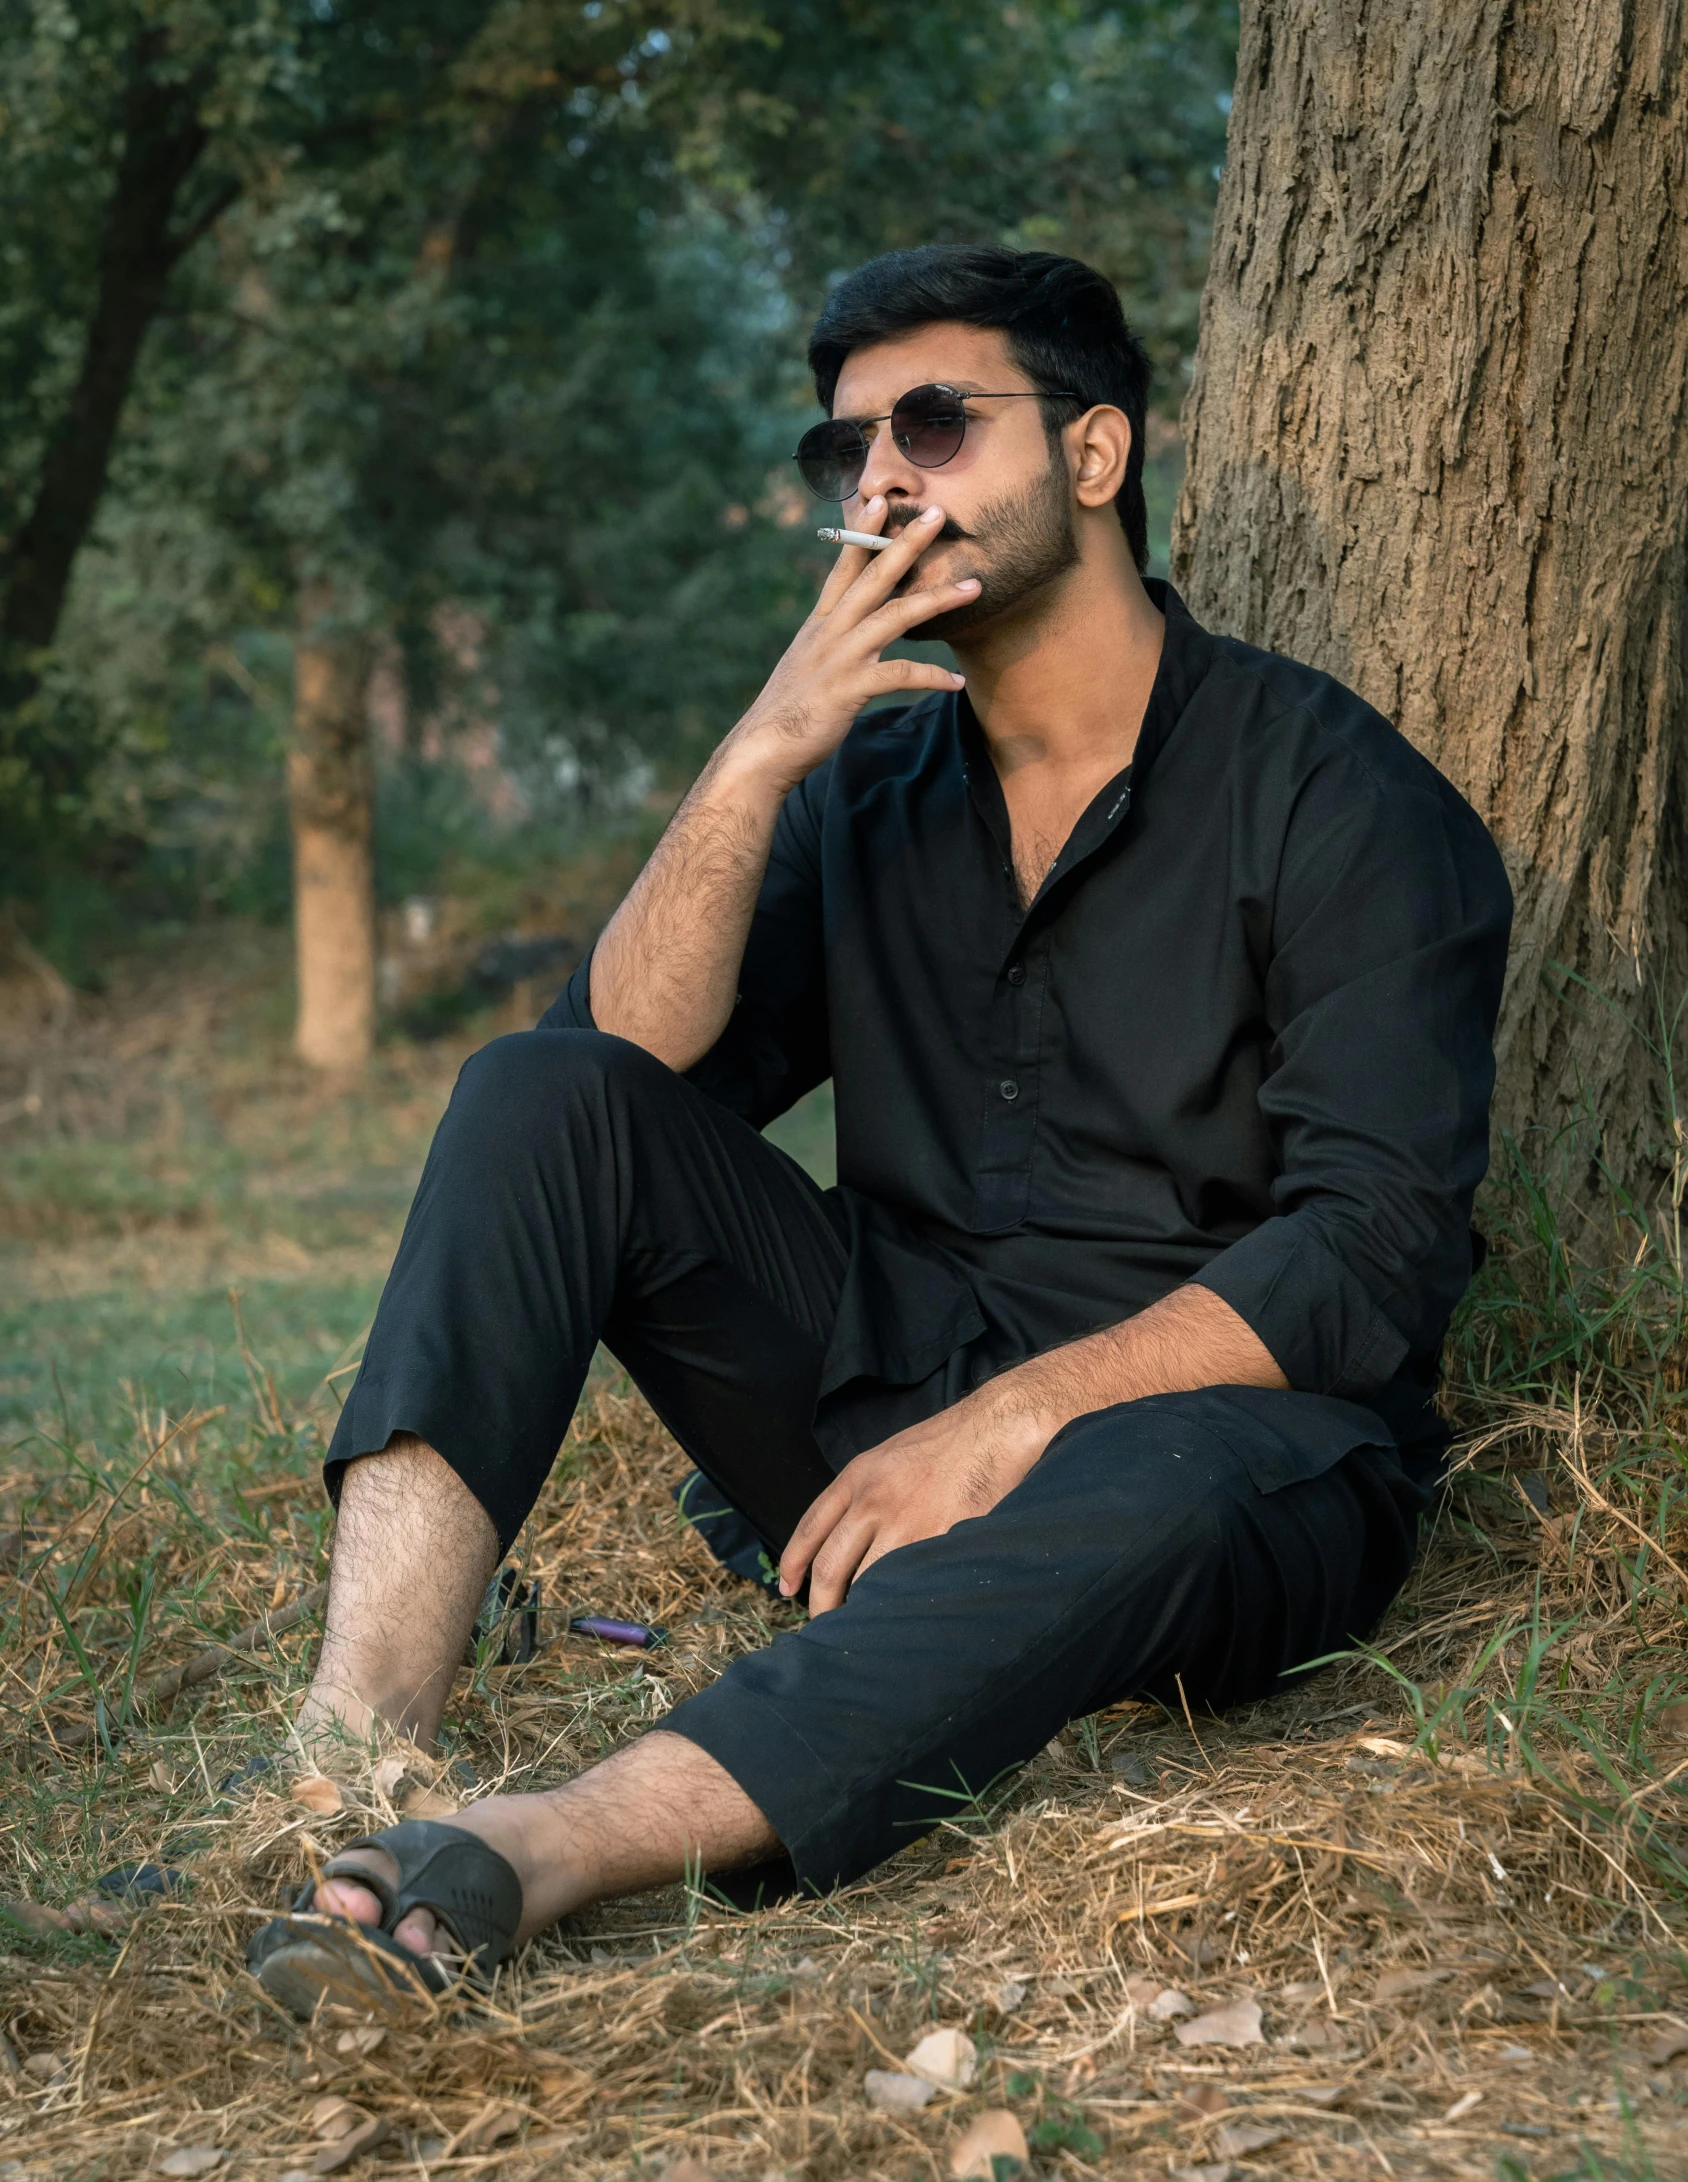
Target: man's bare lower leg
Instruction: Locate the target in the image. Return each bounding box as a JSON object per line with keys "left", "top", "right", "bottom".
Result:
{"left": 296, "top": 1434, "right": 499, "bottom": 1760}
{"left": 299, "top": 1434, "right": 781, "bottom": 1951}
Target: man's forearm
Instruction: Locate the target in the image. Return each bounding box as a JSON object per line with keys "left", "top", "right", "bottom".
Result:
{"left": 588, "top": 742, "right": 787, "bottom": 1070}
{"left": 965, "top": 1282, "right": 1288, "bottom": 1471}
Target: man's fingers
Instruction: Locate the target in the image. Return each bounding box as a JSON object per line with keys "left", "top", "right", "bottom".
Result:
{"left": 830, "top": 503, "right": 947, "bottom": 622}
{"left": 813, "top": 496, "right": 891, "bottom": 610}
{"left": 779, "top": 1479, "right": 849, "bottom": 1595}
{"left": 807, "top": 1513, "right": 876, "bottom": 1614}
{"left": 869, "top": 657, "right": 967, "bottom": 696}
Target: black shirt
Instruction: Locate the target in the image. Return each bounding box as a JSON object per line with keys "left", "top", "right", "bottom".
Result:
{"left": 551, "top": 581, "right": 1512, "bottom": 1458}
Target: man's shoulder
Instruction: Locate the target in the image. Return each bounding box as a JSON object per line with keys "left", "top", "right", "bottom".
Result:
{"left": 1198, "top": 626, "right": 1460, "bottom": 810}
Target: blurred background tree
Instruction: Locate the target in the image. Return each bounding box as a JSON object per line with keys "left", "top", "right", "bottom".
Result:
{"left": 1, "top": 0, "right": 1236, "bottom": 1060}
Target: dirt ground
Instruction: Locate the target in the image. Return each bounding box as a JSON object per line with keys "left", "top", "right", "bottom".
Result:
{"left": 2, "top": 913, "right": 1685, "bottom": 2181}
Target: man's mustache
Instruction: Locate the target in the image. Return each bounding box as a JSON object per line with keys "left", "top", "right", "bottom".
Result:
{"left": 884, "top": 506, "right": 970, "bottom": 543}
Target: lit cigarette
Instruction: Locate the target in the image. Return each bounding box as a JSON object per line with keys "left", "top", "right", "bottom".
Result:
{"left": 817, "top": 526, "right": 893, "bottom": 551}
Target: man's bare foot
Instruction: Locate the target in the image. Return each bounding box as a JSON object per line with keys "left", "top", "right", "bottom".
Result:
{"left": 302, "top": 1733, "right": 779, "bottom": 1955}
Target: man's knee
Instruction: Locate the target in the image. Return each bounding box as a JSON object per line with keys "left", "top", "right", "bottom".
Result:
{"left": 449, "top": 1027, "right": 669, "bottom": 1135}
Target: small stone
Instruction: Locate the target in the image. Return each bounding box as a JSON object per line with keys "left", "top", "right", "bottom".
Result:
{"left": 447, "top": 2102, "right": 523, "bottom": 2154}
{"left": 311, "top": 2116, "right": 391, "bottom": 2174}
{"left": 865, "top": 2068, "right": 937, "bottom": 2112}
{"left": 332, "top": 2027, "right": 385, "bottom": 2058}
{"left": 1148, "top": 1987, "right": 1194, "bottom": 2021}
{"left": 904, "top": 2027, "right": 977, "bottom": 2090}
{"left": 308, "top": 2096, "right": 365, "bottom": 2139}
{"left": 290, "top": 1775, "right": 344, "bottom": 1816}
{"left": 23, "top": 2049, "right": 69, "bottom": 2082}
{"left": 995, "top": 1978, "right": 1027, "bottom": 2012}
{"left": 1215, "top": 2121, "right": 1284, "bottom": 2156}
{"left": 949, "top": 2106, "right": 1029, "bottom": 2178}
{"left": 154, "top": 2153, "right": 226, "bottom": 2178}
{"left": 1175, "top": 1997, "right": 1264, "bottom": 2048}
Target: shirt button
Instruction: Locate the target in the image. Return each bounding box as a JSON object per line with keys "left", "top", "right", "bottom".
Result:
{"left": 999, "top": 1078, "right": 1019, "bottom": 1101}
{"left": 1006, "top": 963, "right": 1026, "bottom": 986}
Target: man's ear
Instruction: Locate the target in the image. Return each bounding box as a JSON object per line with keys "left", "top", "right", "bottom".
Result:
{"left": 1069, "top": 405, "right": 1131, "bottom": 509}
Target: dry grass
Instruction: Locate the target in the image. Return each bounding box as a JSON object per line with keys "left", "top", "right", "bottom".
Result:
{"left": 3, "top": 1366, "right": 1687, "bottom": 2182}
{"left": 3, "top": 932, "right": 1688, "bottom": 2179}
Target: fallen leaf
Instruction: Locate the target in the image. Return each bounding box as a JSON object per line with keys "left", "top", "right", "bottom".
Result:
{"left": 311, "top": 2116, "right": 391, "bottom": 2174}
{"left": 662, "top": 2160, "right": 719, "bottom": 2182}
{"left": 904, "top": 2027, "right": 977, "bottom": 2090}
{"left": 370, "top": 1756, "right": 411, "bottom": 1798}
{"left": 1168, "top": 2165, "right": 1235, "bottom": 2182}
{"left": 1355, "top": 1735, "right": 1412, "bottom": 1759}
{"left": 271, "top": 1574, "right": 288, "bottom": 1608}
{"left": 1645, "top": 2022, "right": 1688, "bottom": 2066}
{"left": 1279, "top": 2018, "right": 1345, "bottom": 2052}
{"left": 1124, "top": 1974, "right": 1161, "bottom": 2007}
{"left": 148, "top": 1760, "right": 180, "bottom": 1793}
{"left": 1148, "top": 1986, "right": 1194, "bottom": 2021}
{"left": 1441, "top": 2089, "right": 1483, "bottom": 2123}
{"left": 332, "top": 2027, "right": 385, "bottom": 2058}
{"left": 1175, "top": 2084, "right": 1229, "bottom": 2119}
{"left": 865, "top": 2068, "right": 936, "bottom": 2113}
{"left": 1044, "top": 1972, "right": 1083, "bottom": 1997}
{"left": 291, "top": 1775, "right": 344, "bottom": 1816}
{"left": 1299, "top": 2085, "right": 1347, "bottom": 2107}
{"left": 447, "top": 2102, "right": 524, "bottom": 2154}
{"left": 308, "top": 2096, "right": 366, "bottom": 2140}
{"left": 1215, "top": 2121, "right": 1284, "bottom": 2157}
{"left": 1373, "top": 1968, "right": 1432, "bottom": 2002}
{"left": 995, "top": 1979, "right": 1026, "bottom": 2012}
{"left": 1175, "top": 1998, "right": 1264, "bottom": 2049}
{"left": 23, "top": 2049, "right": 69, "bottom": 2082}
{"left": 949, "top": 2107, "right": 1029, "bottom": 2178}
{"left": 278, "top": 2171, "right": 314, "bottom": 2182}
{"left": 397, "top": 1780, "right": 459, "bottom": 1819}
{"left": 155, "top": 2153, "right": 227, "bottom": 2178}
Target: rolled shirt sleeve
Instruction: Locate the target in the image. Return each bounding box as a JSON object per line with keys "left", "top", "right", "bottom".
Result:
{"left": 539, "top": 763, "right": 832, "bottom": 1132}
{"left": 1192, "top": 717, "right": 1512, "bottom": 1400}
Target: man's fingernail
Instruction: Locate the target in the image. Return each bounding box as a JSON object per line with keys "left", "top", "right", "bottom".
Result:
{"left": 920, "top": 504, "right": 943, "bottom": 523}
{"left": 957, "top": 577, "right": 980, "bottom": 591}
{"left": 866, "top": 496, "right": 884, "bottom": 511}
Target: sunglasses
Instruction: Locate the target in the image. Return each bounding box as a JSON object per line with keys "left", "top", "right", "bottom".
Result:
{"left": 792, "top": 380, "right": 1078, "bottom": 501}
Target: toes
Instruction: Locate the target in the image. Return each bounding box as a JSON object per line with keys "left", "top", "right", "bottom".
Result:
{"left": 313, "top": 1878, "right": 382, "bottom": 1926}
{"left": 391, "top": 1907, "right": 438, "bottom": 1957}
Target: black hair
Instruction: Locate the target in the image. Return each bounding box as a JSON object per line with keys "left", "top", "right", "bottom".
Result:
{"left": 807, "top": 244, "right": 1152, "bottom": 574}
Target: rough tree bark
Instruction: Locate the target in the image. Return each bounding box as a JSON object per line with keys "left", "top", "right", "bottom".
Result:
{"left": 1174, "top": 1, "right": 1688, "bottom": 1212}
{"left": 1, "top": 29, "right": 229, "bottom": 676}
{"left": 290, "top": 587, "right": 377, "bottom": 1073}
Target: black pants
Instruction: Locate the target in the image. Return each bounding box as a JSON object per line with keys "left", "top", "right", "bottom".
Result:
{"left": 327, "top": 1030, "right": 1434, "bottom": 1892}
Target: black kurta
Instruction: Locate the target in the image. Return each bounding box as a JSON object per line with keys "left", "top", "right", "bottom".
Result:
{"left": 548, "top": 579, "right": 1513, "bottom": 1456}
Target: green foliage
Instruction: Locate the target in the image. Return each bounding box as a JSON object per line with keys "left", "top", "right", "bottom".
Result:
{"left": 1, "top": 0, "right": 1238, "bottom": 936}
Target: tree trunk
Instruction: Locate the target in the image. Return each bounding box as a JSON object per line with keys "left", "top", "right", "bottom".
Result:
{"left": 290, "top": 587, "right": 377, "bottom": 1073}
{"left": 1174, "top": 1, "right": 1688, "bottom": 1211}
{"left": 1, "top": 30, "right": 224, "bottom": 671}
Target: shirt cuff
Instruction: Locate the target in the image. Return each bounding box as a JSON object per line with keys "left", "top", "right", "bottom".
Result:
{"left": 1193, "top": 1215, "right": 1409, "bottom": 1399}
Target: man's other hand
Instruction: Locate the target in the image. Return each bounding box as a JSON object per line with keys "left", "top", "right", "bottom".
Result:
{"left": 778, "top": 1391, "right": 1047, "bottom": 1614}
{"left": 776, "top": 1282, "right": 1288, "bottom": 1613}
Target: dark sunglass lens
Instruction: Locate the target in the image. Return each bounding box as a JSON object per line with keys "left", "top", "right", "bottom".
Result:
{"left": 891, "top": 384, "right": 968, "bottom": 467}
{"left": 795, "top": 419, "right": 867, "bottom": 499}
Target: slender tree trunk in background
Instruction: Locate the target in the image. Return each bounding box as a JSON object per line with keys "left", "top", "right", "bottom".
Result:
{"left": 1175, "top": 1, "right": 1688, "bottom": 1212}
{"left": 1, "top": 30, "right": 225, "bottom": 676}
{"left": 290, "top": 587, "right": 376, "bottom": 1072}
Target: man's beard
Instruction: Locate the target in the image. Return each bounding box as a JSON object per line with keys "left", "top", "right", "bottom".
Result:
{"left": 885, "top": 453, "right": 1079, "bottom": 643}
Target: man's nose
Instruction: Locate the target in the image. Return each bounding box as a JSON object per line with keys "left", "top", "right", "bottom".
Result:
{"left": 848, "top": 426, "right": 924, "bottom": 507}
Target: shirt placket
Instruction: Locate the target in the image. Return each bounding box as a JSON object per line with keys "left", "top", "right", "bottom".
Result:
{"left": 965, "top": 765, "right": 1134, "bottom": 1234}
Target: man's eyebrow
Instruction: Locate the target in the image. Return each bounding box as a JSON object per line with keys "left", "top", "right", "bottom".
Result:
{"left": 832, "top": 382, "right": 991, "bottom": 423}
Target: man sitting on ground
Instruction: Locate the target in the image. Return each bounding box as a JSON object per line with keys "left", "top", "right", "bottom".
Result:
{"left": 250, "top": 244, "right": 1512, "bottom": 2014}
